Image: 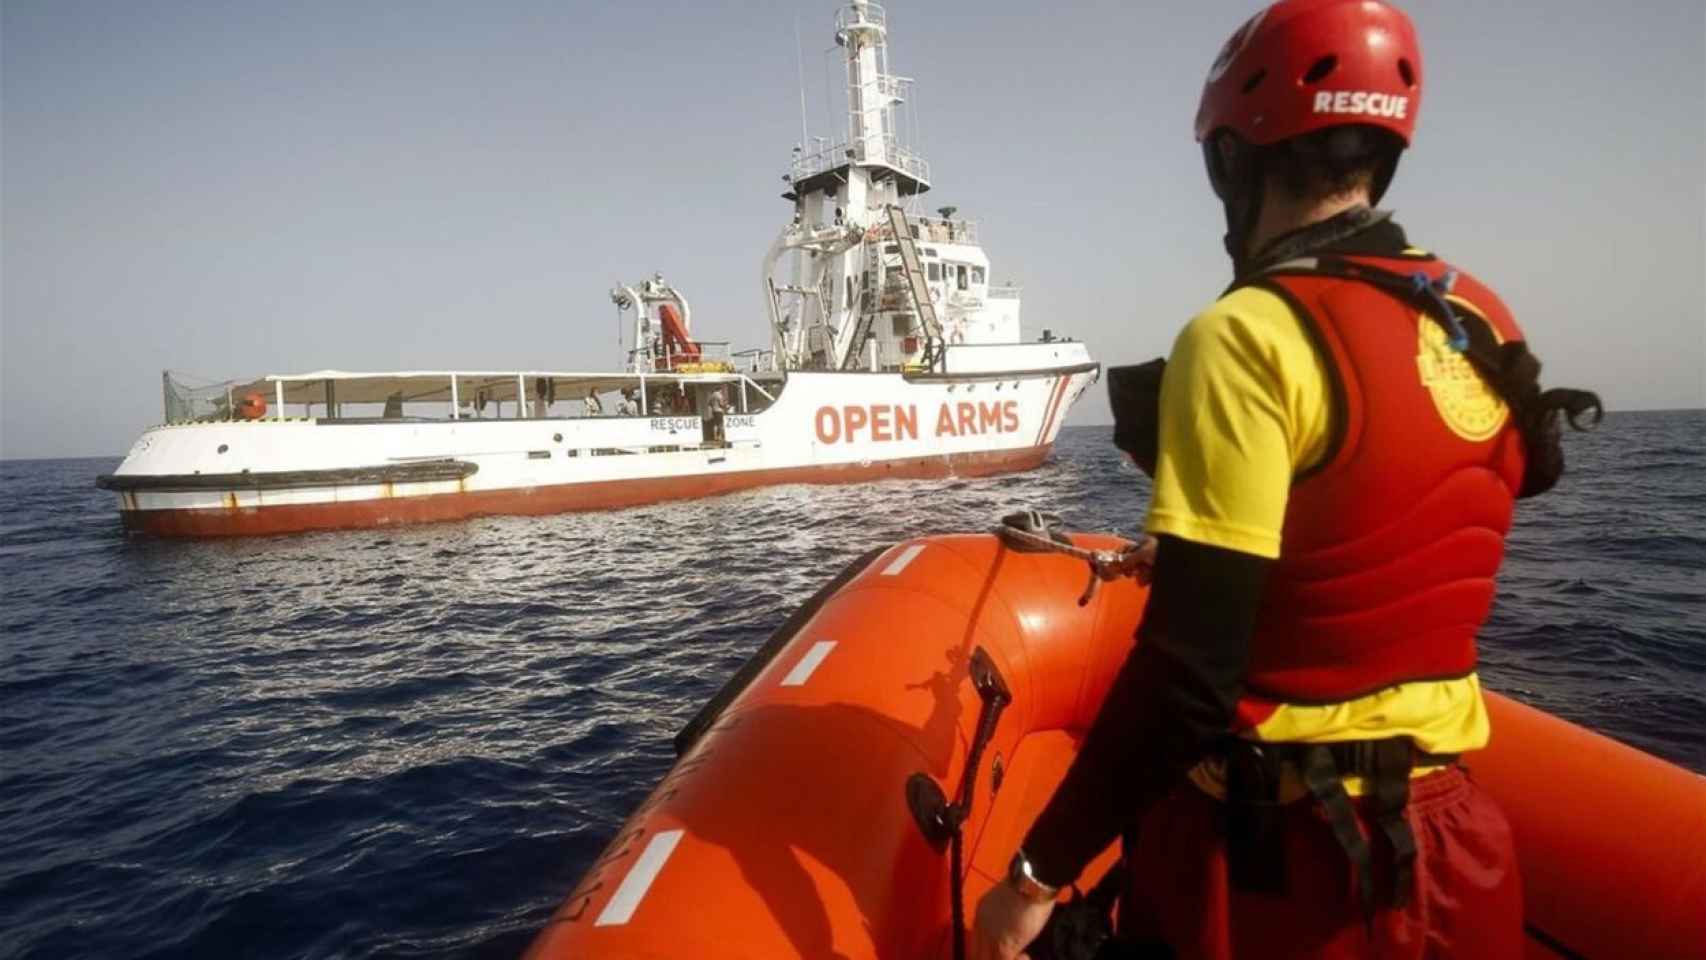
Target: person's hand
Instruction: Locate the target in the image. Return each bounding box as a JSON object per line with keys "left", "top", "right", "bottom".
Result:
{"left": 970, "top": 880, "right": 1054, "bottom": 960}
{"left": 1116, "top": 535, "right": 1159, "bottom": 584}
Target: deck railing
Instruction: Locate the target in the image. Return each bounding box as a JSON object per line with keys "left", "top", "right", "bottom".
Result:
{"left": 789, "top": 135, "right": 931, "bottom": 187}
{"left": 628, "top": 340, "right": 736, "bottom": 373}
{"left": 835, "top": 1, "right": 886, "bottom": 35}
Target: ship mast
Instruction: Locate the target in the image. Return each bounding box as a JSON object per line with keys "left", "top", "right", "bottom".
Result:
{"left": 765, "top": 1, "right": 930, "bottom": 372}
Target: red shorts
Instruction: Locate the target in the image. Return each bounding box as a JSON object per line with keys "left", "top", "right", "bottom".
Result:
{"left": 1120, "top": 765, "right": 1523, "bottom": 959}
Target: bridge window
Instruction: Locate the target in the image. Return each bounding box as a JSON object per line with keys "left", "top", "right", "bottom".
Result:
{"left": 971, "top": 266, "right": 986, "bottom": 285}
{"left": 927, "top": 261, "right": 941, "bottom": 282}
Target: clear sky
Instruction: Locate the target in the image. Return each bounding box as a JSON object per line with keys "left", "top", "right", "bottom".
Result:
{"left": 3, "top": 0, "right": 1702, "bottom": 459}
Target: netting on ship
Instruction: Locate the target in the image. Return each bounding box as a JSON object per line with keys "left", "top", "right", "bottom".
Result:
{"left": 162, "top": 371, "right": 249, "bottom": 423}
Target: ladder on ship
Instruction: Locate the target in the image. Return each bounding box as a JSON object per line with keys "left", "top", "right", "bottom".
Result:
{"left": 862, "top": 205, "right": 944, "bottom": 370}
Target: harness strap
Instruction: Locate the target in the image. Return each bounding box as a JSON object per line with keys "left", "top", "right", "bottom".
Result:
{"left": 1299, "top": 744, "right": 1376, "bottom": 923}
{"left": 1225, "top": 742, "right": 1286, "bottom": 894}
{"left": 1368, "top": 739, "right": 1419, "bottom": 909}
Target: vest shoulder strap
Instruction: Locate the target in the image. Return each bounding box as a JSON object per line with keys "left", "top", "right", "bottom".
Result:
{"left": 1251, "top": 253, "right": 1485, "bottom": 352}
{"left": 1243, "top": 253, "right": 1602, "bottom": 498}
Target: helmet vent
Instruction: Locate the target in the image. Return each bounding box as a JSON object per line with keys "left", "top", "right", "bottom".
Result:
{"left": 1301, "top": 55, "right": 1338, "bottom": 85}
{"left": 1398, "top": 58, "right": 1416, "bottom": 88}
{"left": 1241, "top": 69, "right": 1267, "bottom": 95}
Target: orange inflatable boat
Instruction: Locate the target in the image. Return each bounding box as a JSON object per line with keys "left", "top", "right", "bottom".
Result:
{"left": 525, "top": 531, "right": 1706, "bottom": 959}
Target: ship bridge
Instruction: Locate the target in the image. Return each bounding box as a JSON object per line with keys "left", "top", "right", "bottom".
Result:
{"left": 784, "top": 134, "right": 930, "bottom": 202}
{"left": 762, "top": 1, "right": 1040, "bottom": 378}
{"left": 782, "top": 2, "right": 929, "bottom": 202}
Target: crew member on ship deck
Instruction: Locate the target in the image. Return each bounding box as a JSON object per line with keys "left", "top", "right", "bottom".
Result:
{"left": 972, "top": 1, "right": 1599, "bottom": 957}
{"left": 705, "top": 386, "right": 729, "bottom": 446}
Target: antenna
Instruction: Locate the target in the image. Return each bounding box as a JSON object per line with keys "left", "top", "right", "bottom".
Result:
{"left": 823, "top": 46, "right": 836, "bottom": 144}
{"left": 912, "top": 76, "right": 922, "bottom": 169}
{"left": 794, "top": 14, "right": 809, "bottom": 149}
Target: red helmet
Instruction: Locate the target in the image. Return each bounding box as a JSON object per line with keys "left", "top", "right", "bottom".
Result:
{"left": 1195, "top": 0, "right": 1422, "bottom": 147}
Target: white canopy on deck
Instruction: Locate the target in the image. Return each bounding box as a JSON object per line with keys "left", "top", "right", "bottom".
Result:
{"left": 232, "top": 369, "right": 764, "bottom": 407}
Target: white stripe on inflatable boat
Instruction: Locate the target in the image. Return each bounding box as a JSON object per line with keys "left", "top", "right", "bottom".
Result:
{"left": 780, "top": 640, "right": 837, "bottom": 687}
{"left": 594, "top": 829, "right": 684, "bottom": 927}
{"left": 882, "top": 543, "right": 926, "bottom": 576}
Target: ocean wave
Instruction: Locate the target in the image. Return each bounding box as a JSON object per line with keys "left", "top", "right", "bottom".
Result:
{"left": 1, "top": 411, "right": 1702, "bottom": 957}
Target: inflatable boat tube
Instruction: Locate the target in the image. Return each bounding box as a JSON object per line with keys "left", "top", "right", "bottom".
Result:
{"left": 525, "top": 533, "right": 1706, "bottom": 959}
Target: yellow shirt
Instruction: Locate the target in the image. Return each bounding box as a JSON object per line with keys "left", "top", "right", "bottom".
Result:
{"left": 1144, "top": 284, "right": 1491, "bottom": 763}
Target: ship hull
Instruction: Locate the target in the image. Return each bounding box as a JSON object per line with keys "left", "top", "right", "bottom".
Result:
{"left": 101, "top": 354, "right": 1097, "bottom": 538}
{"left": 115, "top": 444, "right": 1052, "bottom": 537}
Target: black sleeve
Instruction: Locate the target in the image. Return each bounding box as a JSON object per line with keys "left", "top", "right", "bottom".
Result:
{"left": 1021, "top": 534, "right": 1271, "bottom": 888}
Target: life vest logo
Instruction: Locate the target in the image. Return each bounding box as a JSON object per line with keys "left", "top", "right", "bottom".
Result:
{"left": 1415, "top": 314, "right": 1508, "bottom": 442}
{"left": 1312, "top": 91, "right": 1409, "bottom": 119}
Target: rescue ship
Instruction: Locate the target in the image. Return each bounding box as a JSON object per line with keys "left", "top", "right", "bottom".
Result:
{"left": 525, "top": 521, "right": 1706, "bottom": 960}
{"left": 97, "top": 0, "right": 1097, "bottom": 538}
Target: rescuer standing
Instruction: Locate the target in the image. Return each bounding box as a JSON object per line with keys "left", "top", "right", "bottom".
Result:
{"left": 972, "top": 1, "right": 1600, "bottom": 957}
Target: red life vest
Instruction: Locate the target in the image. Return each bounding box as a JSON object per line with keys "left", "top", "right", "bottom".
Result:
{"left": 1233, "top": 254, "right": 1528, "bottom": 729}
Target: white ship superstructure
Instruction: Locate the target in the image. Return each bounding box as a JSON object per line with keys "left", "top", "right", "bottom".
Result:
{"left": 98, "top": 1, "right": 1097, "bottom": 537}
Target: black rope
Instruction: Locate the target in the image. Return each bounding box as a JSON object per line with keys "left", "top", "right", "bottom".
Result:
{"left": 950, "top": 823, "right": 968, "bottom": 960}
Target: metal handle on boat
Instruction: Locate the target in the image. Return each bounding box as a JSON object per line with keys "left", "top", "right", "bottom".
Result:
{"left": 904, "top": 646, "right": 1012, "bottom": 960}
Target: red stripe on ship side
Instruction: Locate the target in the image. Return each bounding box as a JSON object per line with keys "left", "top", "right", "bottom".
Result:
{"left": 121, "top": 445, "right": 1054, "bottom": 538}
{"left": 1034, "top": 376, "right": 1070, "bottom": 448}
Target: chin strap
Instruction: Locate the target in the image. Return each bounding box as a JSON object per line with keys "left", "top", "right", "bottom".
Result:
{"left": 1210, "top": 129, "right": 1405, "bottom": 279}
{"left": 1205, "top": 134, "right": 1267, "bottom": 278}
{"left": 1222, "top": 176, "right": 1266, "bottom": 280}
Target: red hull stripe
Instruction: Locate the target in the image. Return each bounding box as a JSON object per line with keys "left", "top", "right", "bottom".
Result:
{"left": 1034, "top": 376, "right": 1070, "bottom": 447}
{"left": 121, "top": 445, "right": 1053, "bottom": 538}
